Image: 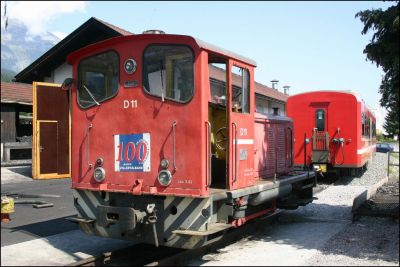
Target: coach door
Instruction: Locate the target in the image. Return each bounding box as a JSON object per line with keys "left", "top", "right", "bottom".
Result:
{"left": 228, "top": 61, "right": 255, "bottom": 190}
{"left": 33, "top": 82, "right": 70, "bottom": 179}
{"left": 312, "top": 108, "right": 330, "bottom": 163}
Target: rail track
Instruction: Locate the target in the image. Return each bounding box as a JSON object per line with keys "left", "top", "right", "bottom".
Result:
{"left": 69, "top": 210, "right": 282, "bottom": 266}
{"left": 69, "top": 172, "right": 368, "bottom": 266}
{"left": 69, "top": 176, "right": 337, "bottom": 266}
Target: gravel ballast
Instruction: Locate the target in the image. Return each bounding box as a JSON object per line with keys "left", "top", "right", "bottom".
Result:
{"left": 187, "top": 148, "right": 399, "bottom": 266}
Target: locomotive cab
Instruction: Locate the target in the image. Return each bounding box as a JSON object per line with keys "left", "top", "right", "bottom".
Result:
{"left": 66, "top": 33, "right": 316, "bottom": 249}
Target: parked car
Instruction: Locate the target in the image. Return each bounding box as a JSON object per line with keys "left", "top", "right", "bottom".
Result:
{"left": 376, "top": 143, "right": 394, "bottom": 153}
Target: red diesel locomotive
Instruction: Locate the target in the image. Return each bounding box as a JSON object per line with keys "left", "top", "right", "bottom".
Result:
{"left": 65, "top": 32, "right": 315, "bottom": 249}
{"left": 287, "top": 91, "right": 376, "bottom": 176}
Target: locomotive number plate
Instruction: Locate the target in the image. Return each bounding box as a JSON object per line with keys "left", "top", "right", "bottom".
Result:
{"left": 114, "top": 133, "right": 151, "bottom": 172}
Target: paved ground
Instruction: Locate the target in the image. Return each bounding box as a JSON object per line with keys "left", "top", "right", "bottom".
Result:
{"left": 1, "top": 166, "right": 134, "bottom": 266}
{"left": 1, "top": 166, "right": 77, "bottom": 246}
{"left": 1, "top": 230, "right": 135, "bottom": 266}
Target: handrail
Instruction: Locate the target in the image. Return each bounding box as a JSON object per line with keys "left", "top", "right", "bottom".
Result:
{"left": 232, "top": 122, "right": 238, "bottom": 183}
{"left": 86, "top": 123, "right": 93, "bottom": 169}
{"left": 172, "top": 121, "right": 177, "bottom": 171}
{"left": 206, "top": 121, "right": 212, "bottom": 188}
{"left": 313, "top": 130, "right": 329, "bottom": 151}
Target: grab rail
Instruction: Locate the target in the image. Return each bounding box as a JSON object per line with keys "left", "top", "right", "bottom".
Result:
{"left": 206, "top": 121, "right": 212, "bottom": 187}
{"left": 172, "top": 121, "right": 177, "bottom": 171}
{"left": 232, "top": 122, "right": 238, "bottom": 183}
{"left": 86, "top": 123, "right": 93, "bottom": 169}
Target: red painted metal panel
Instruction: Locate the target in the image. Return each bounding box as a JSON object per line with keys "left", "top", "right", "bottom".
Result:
{"left": 70, "top": 36, "right": 207, "bottom": 197}
{"left": 253, "top": 113, "right": 293, "bottom": 178}
{"left": 227, "top": 60, "right": 255, "bottom": 190}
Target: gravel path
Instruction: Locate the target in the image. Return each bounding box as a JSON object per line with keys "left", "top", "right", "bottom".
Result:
{"left": 187, "top": 150, "right": 399, "bottom": 266}
{"left": 303, "top": 147, "right": 399, "bottom": 266}
{"left": 334, "top": 152, "right": 388, "bottom": 186}
{"left": 307, "top": 217, "right": 399, "bottom": 266}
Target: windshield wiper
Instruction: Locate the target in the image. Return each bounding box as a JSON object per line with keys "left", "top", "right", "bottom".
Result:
{"left": 82, "top": 83, "right": 100, "bottom": 106}
{"left": 159, "top": 60, "right": 165, "bottom": 102}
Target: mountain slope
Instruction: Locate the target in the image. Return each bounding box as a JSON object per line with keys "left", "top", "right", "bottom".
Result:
{"left": 1, "top": 20, "right": 60, "bottom": 75}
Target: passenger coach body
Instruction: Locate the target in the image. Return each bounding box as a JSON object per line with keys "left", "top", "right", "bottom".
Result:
{"left": 67, "top": 33, "right": 315, "bottom": 248}
{"left": 287, "top": 91, "right": 376, "bottom": 174}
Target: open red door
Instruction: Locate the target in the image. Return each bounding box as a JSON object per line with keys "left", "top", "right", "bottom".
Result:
{"left": 227, "top": 60, "right": 255, "bottom": 190}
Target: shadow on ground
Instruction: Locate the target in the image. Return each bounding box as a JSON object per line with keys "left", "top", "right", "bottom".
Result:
{"left": 3, "top": 216, "right": 79, "bottom": 240}
{"left": 6, "top": 166, "right": 32, "bottom": 178}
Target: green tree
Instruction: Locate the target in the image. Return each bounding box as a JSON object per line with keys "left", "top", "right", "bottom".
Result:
{"left": 356, "top": 2, "right": 399, "bottom": 137}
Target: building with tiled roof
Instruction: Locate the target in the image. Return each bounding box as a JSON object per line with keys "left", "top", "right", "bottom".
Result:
{"left": 209, "top": 65, "right": 288, "bottom": 115}
{"left": 1, "top": 81, "right": 32, "bottom": 105}
{"left": 15, "top": 17, "right": 133, "bottom": 84}
{"left": 1, "top": 82, "right": 33, "bottom": 149}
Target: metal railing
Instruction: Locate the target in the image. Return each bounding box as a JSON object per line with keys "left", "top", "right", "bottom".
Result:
{"left": 312, "top": 131, "right": 329, "bottom": 151}
{"left": 387, "top": 150, "right": 399, "bottom": 178}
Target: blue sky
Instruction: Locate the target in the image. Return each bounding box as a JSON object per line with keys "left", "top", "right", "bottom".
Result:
{"left": 1, "top": 1, "right": 393, "bottom": 128}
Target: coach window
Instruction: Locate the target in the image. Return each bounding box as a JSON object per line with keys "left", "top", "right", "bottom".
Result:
{"left": 231, "top": 66, "right": 250, "bottom": 113}
{"left": 316, "top": 109, "right": 325, "bottom": 131}
{"left": 143, "top": 45, "right": 194, "bottom": 102}
{"left": 77, "top": 50, "right": 119, "bottom": 109}
{"left": 362, "top": 113, "right": 366, "bottom": 137}
{"left": 372, "top": 121, "right": 376, "bottom": 137}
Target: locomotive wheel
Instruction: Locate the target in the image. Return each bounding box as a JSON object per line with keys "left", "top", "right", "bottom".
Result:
{"left": 215, "top": 126, "right": 228, "bottom": 151}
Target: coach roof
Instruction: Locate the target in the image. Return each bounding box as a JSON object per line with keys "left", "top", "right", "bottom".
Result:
{"left": 67, "top": 33, "right": 257, "bottom": 67}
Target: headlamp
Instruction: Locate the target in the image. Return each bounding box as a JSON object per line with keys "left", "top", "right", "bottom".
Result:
{"left": 157, "top": 170, "right": 172, "bottom": 186}
{"left": 93, "top": 167, "right": 106, "bottom": 182}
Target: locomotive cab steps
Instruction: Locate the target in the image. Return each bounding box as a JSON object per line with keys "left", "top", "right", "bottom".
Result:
{"left": 66, "top": 217, "right": 95, "bottom": 224}
{"left": 172, "top": 223, "right": 232, "bottom": 236}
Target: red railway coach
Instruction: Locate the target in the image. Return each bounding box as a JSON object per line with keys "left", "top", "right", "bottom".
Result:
{"left": 286, "top": 91, "right": 376, "bottom": 176}
{"left": 64, "top": 31, "right": 316, "bottom": 249}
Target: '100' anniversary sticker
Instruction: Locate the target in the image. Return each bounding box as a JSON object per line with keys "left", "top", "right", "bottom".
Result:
{"left": 114, "top": 133, "right": 150, "bottom": 172}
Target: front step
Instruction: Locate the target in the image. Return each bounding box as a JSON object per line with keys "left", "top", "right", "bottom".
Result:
{"left": 172, "top": 223, "right": 232, "bottom": 236}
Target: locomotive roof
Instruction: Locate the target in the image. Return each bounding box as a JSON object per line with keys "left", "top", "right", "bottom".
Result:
{"left": 288, "top": 90, "right": 362, "bottom": 102}
{"left": 67, "top": 33, "right": 257, "bottom": 67}
{"left": 194, "top": 38, "right": 257, "bottom": 67}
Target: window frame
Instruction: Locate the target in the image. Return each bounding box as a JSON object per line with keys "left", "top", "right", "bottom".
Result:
{"left": 142, "top": 44, "right": 195, "bottom": 104}
{"left": 315, "top": 109, "right": 325, "bottom": 131}
{"left": 230, "top": 65, "right": 250, "bottom": 114}
{"left": 77, "top": 49, "right": 120, "bottom": 109}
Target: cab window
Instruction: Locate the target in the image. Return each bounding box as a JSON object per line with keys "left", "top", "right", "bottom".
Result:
{"left": 77, "top": 50, "right": 119, "bottom": 109}
{"left": 231, "top": 66, "right": 250, "bottom": 113}
{"left": 143, "top": 45, "right": 194, "bottom": 102}
{"left": 316, "top": 109, "right": 325, "bottom": 131}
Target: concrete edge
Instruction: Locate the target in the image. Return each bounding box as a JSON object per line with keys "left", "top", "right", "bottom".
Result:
{"left": 352, "top": 176, "right": 389, "bottom": 213}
